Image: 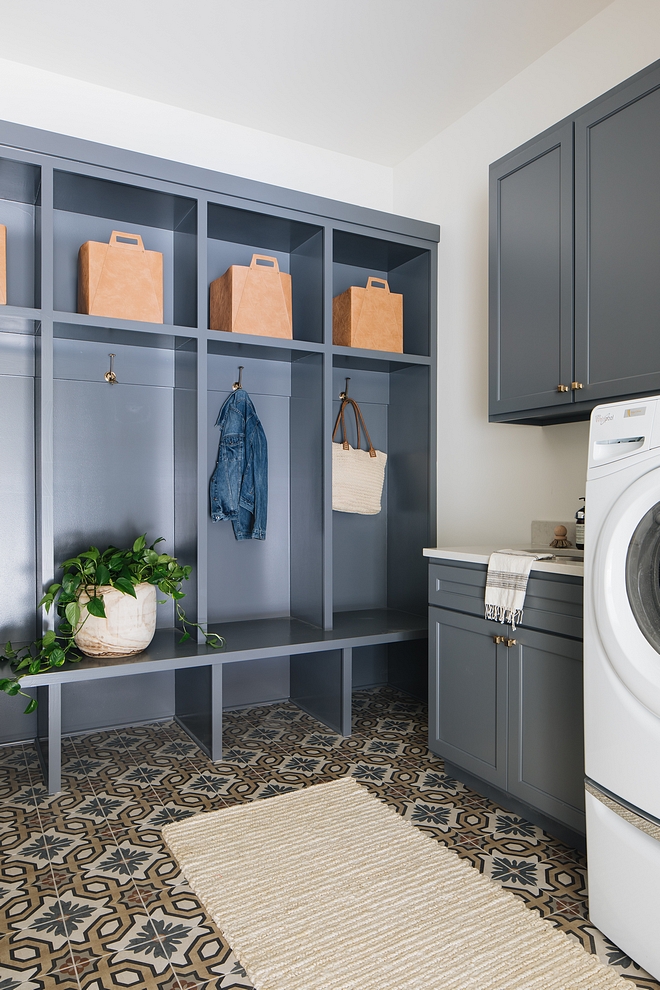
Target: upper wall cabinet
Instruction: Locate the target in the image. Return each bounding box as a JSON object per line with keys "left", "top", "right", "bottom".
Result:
{"left": 574, "top": 66, "right": 660, "bottom": 404}
{"left": 489, "top": 59, "right": 660, "bottom": 424}
{"left": 489, "top": 123, "right": 573, "bottom": 420}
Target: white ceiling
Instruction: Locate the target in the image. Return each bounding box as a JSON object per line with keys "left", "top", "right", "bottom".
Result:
{"left": 0, "top": 0, "right": 614, "bottom": 165}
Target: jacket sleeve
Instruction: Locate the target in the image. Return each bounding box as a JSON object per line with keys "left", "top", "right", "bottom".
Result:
{"left": 238, "top": 418, "right": 268, "bottom": 540}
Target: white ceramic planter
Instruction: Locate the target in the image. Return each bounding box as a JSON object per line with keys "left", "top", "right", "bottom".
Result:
{"left": 74, "top": 582, "right": 157, "bottom": 657}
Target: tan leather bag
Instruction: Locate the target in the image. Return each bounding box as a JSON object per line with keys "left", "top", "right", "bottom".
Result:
{"left": 0, "top": 225, "right": 6, "bottom": 306}
{"left": 210, "top": 254, "right": 293, "bottom": 338}
{"left": 78, "top": 230, "right": 164, "bottom": 323}
{"left": 332, "top": 397, "right": 387, "bottom": 515}
{"left": 333, "top": 276, "right": 403, "bottom": 352}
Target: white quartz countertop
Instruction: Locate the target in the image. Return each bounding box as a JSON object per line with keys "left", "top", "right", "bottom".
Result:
{"left": 423, "top": 546, "right": 584, "bottom": 578}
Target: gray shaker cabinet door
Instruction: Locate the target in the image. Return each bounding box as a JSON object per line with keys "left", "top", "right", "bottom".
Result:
{"left": 489, "top": 122, "right": 574, "bottom": 419}
{"left": 507, "top": 627, "right": 585, "bottom": 833}
{"left": 575, "top": 64, "right": 660, "bottom": 402}
{"left": 429, "top": 607, "right": 507, "bottom": 788}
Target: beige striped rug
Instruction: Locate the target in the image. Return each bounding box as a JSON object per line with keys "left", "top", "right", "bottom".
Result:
{"left": 163, "top": 777, "right": 627, "bottom": 990}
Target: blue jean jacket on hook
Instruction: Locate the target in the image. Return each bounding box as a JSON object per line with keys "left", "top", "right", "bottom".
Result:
{"left": 210, "top": 388, "right": 268, "bottom": 540}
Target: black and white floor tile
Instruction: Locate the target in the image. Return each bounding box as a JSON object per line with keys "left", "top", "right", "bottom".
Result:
{"left": 0, "top": 686, "right": 658, "bottom": 989}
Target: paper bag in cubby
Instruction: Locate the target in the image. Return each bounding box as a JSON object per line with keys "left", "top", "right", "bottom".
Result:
{"left": 210, "top": 254, "right": 293, "bottom": 338}
{"left": 78, "top": 230, "right": 163, "bottom": 323}
{"left": 333, "top": 276, "right": 403, "bottom": 352}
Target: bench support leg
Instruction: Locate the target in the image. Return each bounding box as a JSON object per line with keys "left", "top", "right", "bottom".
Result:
{"left": 290, "top": 647, "right": 352, "bottom": 737}
{"left": 175, "top": 664, "right": 223, "bottom": 762}
{"left": 35, "top": 682, "right": 62, "bottom": 794}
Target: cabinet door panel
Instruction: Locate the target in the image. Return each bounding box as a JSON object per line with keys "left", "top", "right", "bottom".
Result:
{"left": 575, "top": 66, "right": 660, "bottom": 401}
{"left": 489, "top": 123, "right": 573, "bottom": 418}
{"left": 429, "top": 607, "right": 506, "bottom": 788}
{"left": 508, "top": 627, "right": 585, "bottom": 833}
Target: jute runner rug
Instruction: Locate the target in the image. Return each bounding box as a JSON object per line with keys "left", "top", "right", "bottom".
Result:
{"left": 163, "top": 777, "right": 627, "bottom": 990}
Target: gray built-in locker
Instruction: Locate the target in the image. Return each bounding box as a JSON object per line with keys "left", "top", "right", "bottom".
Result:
{"left": 0, "top": 120, "right": 438, "bottom": 746}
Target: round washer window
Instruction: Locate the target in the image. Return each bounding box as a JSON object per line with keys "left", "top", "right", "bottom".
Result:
{"left": 626, "top": 500, "right": 660, "bottom": 655}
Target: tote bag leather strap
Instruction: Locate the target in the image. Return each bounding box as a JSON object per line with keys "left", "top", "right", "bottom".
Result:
{"left": 332, "top": 397, "right": 377, "bottom": 458}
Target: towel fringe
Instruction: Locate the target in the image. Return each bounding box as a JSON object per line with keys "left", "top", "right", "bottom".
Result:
{"left": 485, "top": 603, "right": 523, "bottom": 629}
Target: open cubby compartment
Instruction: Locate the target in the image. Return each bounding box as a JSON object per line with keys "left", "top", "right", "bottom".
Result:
{"left": 207, "top": 201, "right": 323, "bottom": 343}
{"left": 0, "top": 156, "right": 41, "bottom": 310}
{"left": 333, "top": 229, "right": 431, "bottom": 356}
{"left": 52, "top": 320, "right": 198, "bottom": 632}
{"left": 206, "top": 336, "right": 324, "bottom": 632}
{"left": 332, "top": 354, "right": 431, "bottom": 618}
{"left": 53, "top": 169, "right": 197, "bottom": 327}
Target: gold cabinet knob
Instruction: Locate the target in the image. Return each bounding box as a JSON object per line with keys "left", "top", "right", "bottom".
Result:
{"left": 571, "top": 382, "right": 584, "bottom": 390}
{"left": 493, "top": 635, "right": 505, "bottom": 644}
{"left": 506, "top": 638, "right": 517, "bottom": 647}
{"left": 557, "top": 384, "right": 569, "bottom": 392}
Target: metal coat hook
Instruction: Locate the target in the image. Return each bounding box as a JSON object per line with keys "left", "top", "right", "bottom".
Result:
{"left": 104, "top": 354, "right": 117, "bottom": 384}
{"left": 339, "top": 377, "right": 350, "bottom": 399}
{"left": 232, "top": 366, "right": 244, "bottom": 391}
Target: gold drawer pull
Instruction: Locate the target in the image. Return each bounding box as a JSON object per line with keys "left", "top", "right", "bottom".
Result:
{"left": 493, "top": 635, "right": 505, "bottom": 644}
{"left": 557, "top": 384, "right": 569, "bottom": 393}
{"left": 506, "top": 638, "right": 517, "bottom": 647}
{"left": 571, "top": 381, "right": 584, "bottom": 390}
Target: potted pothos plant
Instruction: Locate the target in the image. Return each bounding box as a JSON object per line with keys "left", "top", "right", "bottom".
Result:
{"left": 0, "top": 535, "right": 224, "bottom": 713}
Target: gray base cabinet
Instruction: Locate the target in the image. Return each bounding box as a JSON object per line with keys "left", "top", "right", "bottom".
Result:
{"left": 490, "top": 57, "right": 660, "bottom": 424}
{"left": 428, "top": 560, "right": 585, "bottom": 837}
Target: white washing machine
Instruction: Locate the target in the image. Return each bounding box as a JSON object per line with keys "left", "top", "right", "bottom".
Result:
{"left": 585, "top": 394, "right": 660, "bottom": 979}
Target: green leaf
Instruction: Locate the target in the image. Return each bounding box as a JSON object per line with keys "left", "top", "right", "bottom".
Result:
{"left": 78, "top": 549, "right": 100, "bottom": 561}
{"left": 133, "top": 535, "right": 146, "bottom": 552}
{"left": 86, "top": 596, "right": 106, "bottom": 618}
{"left": 109, "top": 554, "right": 125, "bottom": 571}
{"left": 65, "top": 602, "right": 81, "bottom": 628}
{"left": 0, "top": 678, "right": 13, "bottom": 691}
{"left": 5, "top": 682, "right": 21, "bottom": 695}
{"left": 62, "top": 572, "right": 81, "bottom": 595}
{"left": 28, "top": 659, "right": 41, "bottom": 674}
{"left": 178, "top": 631, "right": 191, "bottom": 643}
{"left": 49, "top": 648, "right": 66, "bottom": 667}
{"left": 23, "top": 698, "right": 38, "bottom": 714}
{"left": 42, "top": 630, "right": 56, "bottom": 646}
{"left": 114, "top": 577, "right": 137, "bottom": 597}
{"left": 205, "top": 633, "right": 225, "bottom": 649}
{"left": 95, "top": 564, "right": 111, "bottom": 586}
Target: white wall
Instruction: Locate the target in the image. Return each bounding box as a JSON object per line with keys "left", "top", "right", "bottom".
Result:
{"left": 0, "top": 57, "right": 393, "bottom": 212}
{"left": 394, "top": 0, "right": 660, "bottom": 546}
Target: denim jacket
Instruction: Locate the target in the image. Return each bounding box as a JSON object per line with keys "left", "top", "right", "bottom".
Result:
{"left": 210, "top": 389, "right": 268, "bottom": 540}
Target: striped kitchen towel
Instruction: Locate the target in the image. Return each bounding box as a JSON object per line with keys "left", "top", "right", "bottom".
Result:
{"left": 484, "top": 550, "right": 553, "bottom": 629}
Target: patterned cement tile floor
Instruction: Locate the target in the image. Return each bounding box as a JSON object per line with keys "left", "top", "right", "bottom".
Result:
{"left": 0, "top": 686, "right": 658, "bottom": 990}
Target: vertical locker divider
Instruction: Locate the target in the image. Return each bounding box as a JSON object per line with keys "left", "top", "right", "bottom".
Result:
{"left": 36, "top": 162, "right": 54, "bottom": 631}
{"left": 196, "top": 197, "right": 209, "bottom": 637}
{"left": 35, "top": 161, "right": 56, "bottom": 781}
{"left": 322, "top": 226, "right": 334, "bottom": 629}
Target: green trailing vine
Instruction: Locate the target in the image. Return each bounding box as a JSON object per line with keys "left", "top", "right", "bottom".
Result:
{"left": 0, "top": 535, "right": 224, "bottom": 713}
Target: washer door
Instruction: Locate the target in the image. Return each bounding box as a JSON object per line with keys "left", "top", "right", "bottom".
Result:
{"left": 594, "top": 466, "right": 660, "bottom": 718}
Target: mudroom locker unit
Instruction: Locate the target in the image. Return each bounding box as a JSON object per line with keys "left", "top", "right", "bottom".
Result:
{"left": 0, "top": 119, "right": 438, "bottom": 786}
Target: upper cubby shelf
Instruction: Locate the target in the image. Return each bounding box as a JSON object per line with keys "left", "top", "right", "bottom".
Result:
{"left": 0, "top": 156, "right": 41, "bottom": 310}
{"left": 207, "top": 202, "right": 323, "bottom": 344}
{"left": 333, "top": 229, "right": 431, "bottom": 357}
{"left": 53, "top": 169, "right": 197, "bottom": 328}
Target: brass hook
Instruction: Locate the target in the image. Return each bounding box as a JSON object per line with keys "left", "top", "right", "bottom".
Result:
{"left": 104, "top": 354, "right": 117, "bottom": 384}
{"left": 339, "top": 376, "right": 350, "bottom": 399}
{"left": 232, "top": 366, "right": 244, "bottom": 391}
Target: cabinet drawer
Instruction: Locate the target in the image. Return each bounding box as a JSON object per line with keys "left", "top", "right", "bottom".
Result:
{"left": 428, "top": 560, "right": 582, "bottom": 638}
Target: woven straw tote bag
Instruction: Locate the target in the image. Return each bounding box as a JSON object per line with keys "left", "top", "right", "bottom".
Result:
{"left": 332, "top": 397, "right": 387, "bottom": 514}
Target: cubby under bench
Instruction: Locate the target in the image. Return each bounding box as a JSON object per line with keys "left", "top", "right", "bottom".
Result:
{"left": 5, "top": 608, "right": 426, "bottom": 793}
